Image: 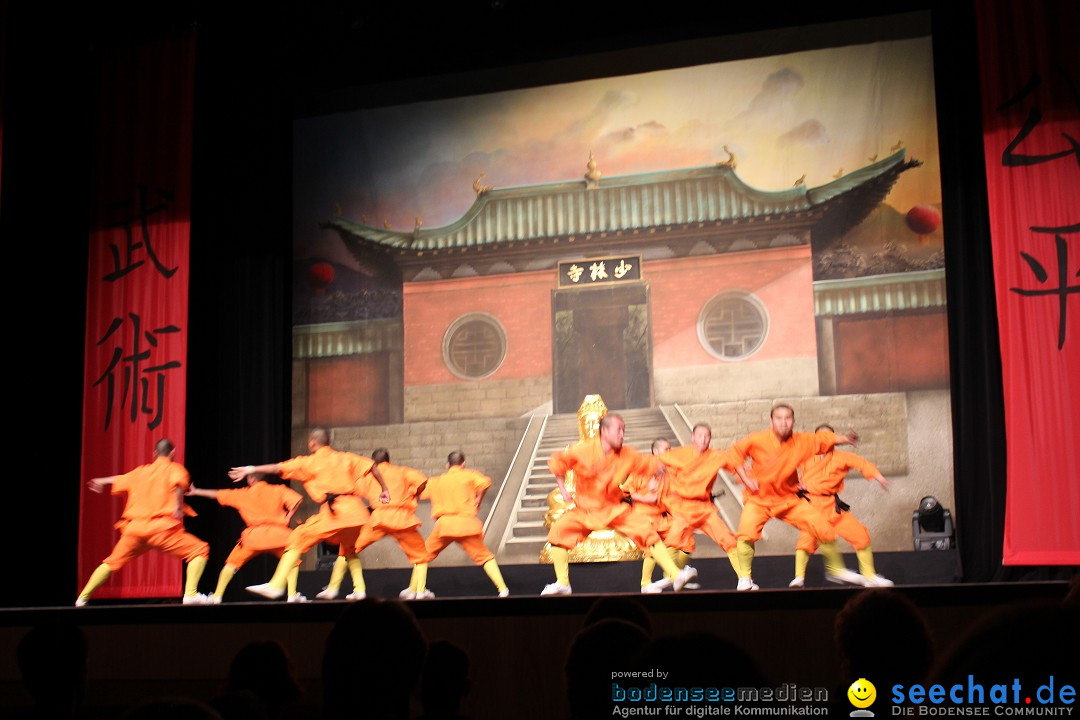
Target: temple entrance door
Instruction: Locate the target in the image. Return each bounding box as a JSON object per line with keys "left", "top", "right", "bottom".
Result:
{"left": 552, "top": 283, "right": 652, "bottom": 414}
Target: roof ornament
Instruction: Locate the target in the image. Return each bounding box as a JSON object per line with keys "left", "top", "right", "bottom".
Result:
{"left": 793, "top": 174, "right": 806, "bottom": 187}
{"left": 833, "top": 168, "right": 845, "bottom": 178}
{"left": 717, "top": 145, "right": 737, "bottom": 169}
{"left": 332, "top": 202, "right": 343, "bottom": 216}
{"left": 868, "top": 153, "right": 879, "bottom": 162}
{"left": 584, "top": 151, "right": 601, "bottom": 189}
{"left": 473, "top": 173, "right": 493, "bottom": 195}
{"left": 383, "top": 220, "right": 392, "bottom": 229}
{"left": 890, "top": 140, "right": 904, "bottom": 151}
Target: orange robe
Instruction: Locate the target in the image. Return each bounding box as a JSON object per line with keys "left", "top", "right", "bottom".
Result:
{"left": 621, "top": 472, "right": 679, "bottom": 556}
{"left": 546, "top": 438, "right": 662, "bottom": 550}
{"left": 102, "top": 456, "right": 209, "bottom": 570}
{"left": 422, "top": 466, "right": 495, "bottom": 566}
{"left": 659, "top": 446, "right": 737, "bottom": 553}
{"left": 277, "top": 445, "right": 375, "bottom": 555}
{"left": 217, "top": 482, "right": 303, "bottom": 567}
{"left": 729, "top": 429, "right": 839, "bottom": 544}
{"left": 354, "top": 462, "right": 432, "bottom": 564}
{"left": 795, "top": 450, "right": 881, "bottom": 553}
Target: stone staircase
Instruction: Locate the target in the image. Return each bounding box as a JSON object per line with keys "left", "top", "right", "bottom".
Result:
{"left": 496, "top": 407, "right": 678, "bottom": 564}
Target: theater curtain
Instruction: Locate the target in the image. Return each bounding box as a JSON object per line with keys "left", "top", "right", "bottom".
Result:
{"left": 974, "top": 0, "right": 1079, "bottom": 565}
{"left": 78, "top": 31, "right": 196, "bottom": 597}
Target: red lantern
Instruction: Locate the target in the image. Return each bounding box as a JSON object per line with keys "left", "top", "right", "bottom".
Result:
{"left": 307, "top": 262, "right": 335, "bottom": 293}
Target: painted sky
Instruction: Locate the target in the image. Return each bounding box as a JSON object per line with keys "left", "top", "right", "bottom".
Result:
{"left": 295, "top": 35, "right": 940, "bottom": 268}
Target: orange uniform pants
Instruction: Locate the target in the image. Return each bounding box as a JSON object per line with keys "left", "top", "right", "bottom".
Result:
{"left": 425, "top": 516, "right": 495, "bottom": 566}
{"left": 548, "top": 506, "right": 659, "bottom": 550}
{"left": 355, "top": 524, "right": 434, "bottom": 564}
{"left": 795, "top": 495, "right": 870, "bottom": 553}
{"left": 103, "top": 517, "right": 210, "bottom": 571}
{"left": 285, "top": 496, "right": 368, "bottom": 555}
{"left": 664, "top": 497, "right": 734, "bottom": 553}
{"left": 737, "top": 495, "right": 837, "bottom": 544}
{"left": 224, "top": 524, "right": 292, "bottom": 568}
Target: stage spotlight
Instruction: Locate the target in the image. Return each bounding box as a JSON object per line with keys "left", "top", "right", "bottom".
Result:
{"left": 912, "top": 495, "right": 954, "bottom": 550}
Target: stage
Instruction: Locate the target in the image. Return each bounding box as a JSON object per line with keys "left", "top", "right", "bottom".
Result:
{"left": 3, "top": 552, "right": 1073, "bottom": 719}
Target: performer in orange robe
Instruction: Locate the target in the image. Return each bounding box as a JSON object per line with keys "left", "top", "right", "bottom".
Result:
{"left": 76, "top": 438, "right": 211, "bottom": 606}
{"left": 541, "top": 414, "right": 695, "bottom": 595}
{"left": 789, "top": 424, "right": 892, "bottom": 588}
{"left": 230, "top": 428, "right": 389, "bottom": 601}
{"left": 418, "top": 451, "right": 509, "bottom": 597}
{"left": 354, "top": 449, "right": 434, "bottom": 599}
{"left": 657, "top": 423, "right": 744, "bottom": 589}
{"left": 187, "top": 474, "right": 305, "bottom": 602}
{"left": 622, "top": 437, "right": 681, "bottom": 592}
{"left": 729, "top": 404, "right": 863, "bottom": 590}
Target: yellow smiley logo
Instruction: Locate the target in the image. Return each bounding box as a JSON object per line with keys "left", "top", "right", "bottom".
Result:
{"left": 847, "top": 678, "right": 877, "bottom": 709}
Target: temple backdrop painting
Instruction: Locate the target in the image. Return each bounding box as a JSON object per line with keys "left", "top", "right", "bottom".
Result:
{"left": 292, "top": 20, "right": 952, "bottom": 571}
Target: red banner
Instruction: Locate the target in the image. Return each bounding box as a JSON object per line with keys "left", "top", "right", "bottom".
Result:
{"left": 974, "top": 0, "right": 1080, "bottom": 565}
{"left": 79, "top": 32, "right": 195, "bottom": 597}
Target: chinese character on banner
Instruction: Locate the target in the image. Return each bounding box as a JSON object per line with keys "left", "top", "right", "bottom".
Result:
{"left": 1010, "top": 223, "right": 1079, "bottom": 349}
{"left": 103, "top": 183, "right": 179, "bottom": 282}
{"left": 589, "top": 261, "right": 608, "bottom": 281}
{"left": 567, "top": 264, "right": 584, "bottom": 283}
{"left": 93, "top": 313, "right": 183, "bottom": 431}
{"left": 613, "top": 259, "right": 633, "bottom": 278}
{"left": 997, "top": 72, "right": 1080, "bottom": 168}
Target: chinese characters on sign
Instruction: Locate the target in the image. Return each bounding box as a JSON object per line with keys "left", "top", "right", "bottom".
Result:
{"left": 558, "top": 255, "right": 642, "bottom": 288}
{"left": 104, "top": 183, "right": 179, "bottom": 282}
{"left": 998, "top": 72, "right": 1079, "bottom": 350}
{"left": 93, "top": 313, "right": 183, "bottom": 432}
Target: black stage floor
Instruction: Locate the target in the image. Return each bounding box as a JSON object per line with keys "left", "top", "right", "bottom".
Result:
{"left": 2, "top": 552, "right": 1073, "bottom": 720}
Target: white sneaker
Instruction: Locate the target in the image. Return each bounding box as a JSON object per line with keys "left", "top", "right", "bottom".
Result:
{"left": 398, "top": 588, "right": 416, "bottom": 600}
{"left": 246, "top": 583, "right": 286, "bottom": 600}
{"left": 287, "top": 593, "right": 310, "bottom": 603}
{"left": 788, "top": 576, "right": 805, "bottom": 588}
{"left": 541, "top": 582, "right": 572, "bottom": 596}
{"left": 345, "top": 590, "right": 366, "bottom": 601}
{"left": 641, "top": 582, "right": 664, "bottom": 594}
{"left": 315, "top": 588, "right": 339, "bottom": 600}
{"left": 650, "top": 577, "right": 674, "bottom": 591}
{"left": 498, "top": 588, "right": 510, "bottom": 598}
{"left": 183, "top": 593, "right": 212, "bottom": 605}
{"left": 74, "top": 598, "right": 87, "bottom": 607}
{"left": 209, "top": 595, "right": 223, "bottom": 605}
{"left": 414, "top": 590, "right": 435, "bottom": 600}
{"left": 673, "top": 565, "right": 698, "bottom": 592}
{"left": 737, "top": 577, "right": 760, "bottom": 591}
{"left": 864, "top": 574, "right": 894, "bottom": 587}
{"left": 683, "top": 582, "right": 701, "bottom": 590}
{"left": 825, "top": 568, "right": 868, "bottom": 586}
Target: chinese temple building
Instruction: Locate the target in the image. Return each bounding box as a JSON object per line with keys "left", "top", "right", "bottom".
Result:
{"left": 300, "top": 149, "right": 934, "bottom": 428}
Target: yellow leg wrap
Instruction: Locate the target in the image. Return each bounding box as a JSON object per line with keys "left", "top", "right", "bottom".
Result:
{"left": 482, "top": 559, "right": 507, "bottom": 592}
{"left": 551, "top": 546, "right": 570, "bottom": 586}
{"left": 286, "top": 566, "right": 300, "bottom": 597}
{"left": 214, "top": 565, "right": 237, "bottom": 597}
{"left": 818, "top": 541, "right": 845, "bottom": 575}
{"left": 325, "top": 556, "right": 348, "bottom": 593}
{"left": 640, "top": 557, "right": 656, "bottom": 587}
{"left": 650, "top": 541, "right": 681, "bottom": 579}
{"left": 794, "top": 549, "right": 811, "bottom": 579}
{"left": 410, "top": 562, "right": 429, "bottom": 593}
{"left": 736, "top": 540, "right": 755, "bottom": 579}
{"left": 674, "top": 549, "right": 690, "bottom": 569}
{"left": 184, "top": 556, "right": 207, "bottom": 596}
{"left": 856, "top": 546, "right": 876, "bottom": 577}
{"left": 727, "top": 549, "right": 742, "bottom": 577}
{"left": 267, "top": 549, "right": 300, "bottom": 590}
{"left": 78, "top": 564, "right": 112, "bottom": 601}
{"left": 346, "top": 555, "right": 365, "bottom": 593}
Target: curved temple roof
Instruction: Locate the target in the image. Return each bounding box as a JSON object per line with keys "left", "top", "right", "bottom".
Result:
{"left": 324, "top": 149, "right": 916, "bottom": 256}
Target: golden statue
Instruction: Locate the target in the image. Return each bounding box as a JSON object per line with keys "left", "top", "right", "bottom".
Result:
{"left": 538, "top": 394, "right": 645, "bottom": 563}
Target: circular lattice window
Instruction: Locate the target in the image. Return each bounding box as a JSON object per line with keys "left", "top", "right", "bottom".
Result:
{"left": 697, "top": 293, "right": 769, "bottom": 360}
{"left": 442, "top": 314, "right": 507, "bottom": 379}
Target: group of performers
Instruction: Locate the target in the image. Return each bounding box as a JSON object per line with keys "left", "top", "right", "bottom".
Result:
{"left": 76, "top": 403, "right": 890, "bottom": 605}
{"left": 541, "top": 403, "right": 892, "bottom": 594}
{"left": 76, "top": 431, "right": 507, "bottom": 606}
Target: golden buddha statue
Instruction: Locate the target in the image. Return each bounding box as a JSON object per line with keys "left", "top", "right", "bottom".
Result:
{"left": 538, "top": 394, "right": 644, "bottom": 563}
